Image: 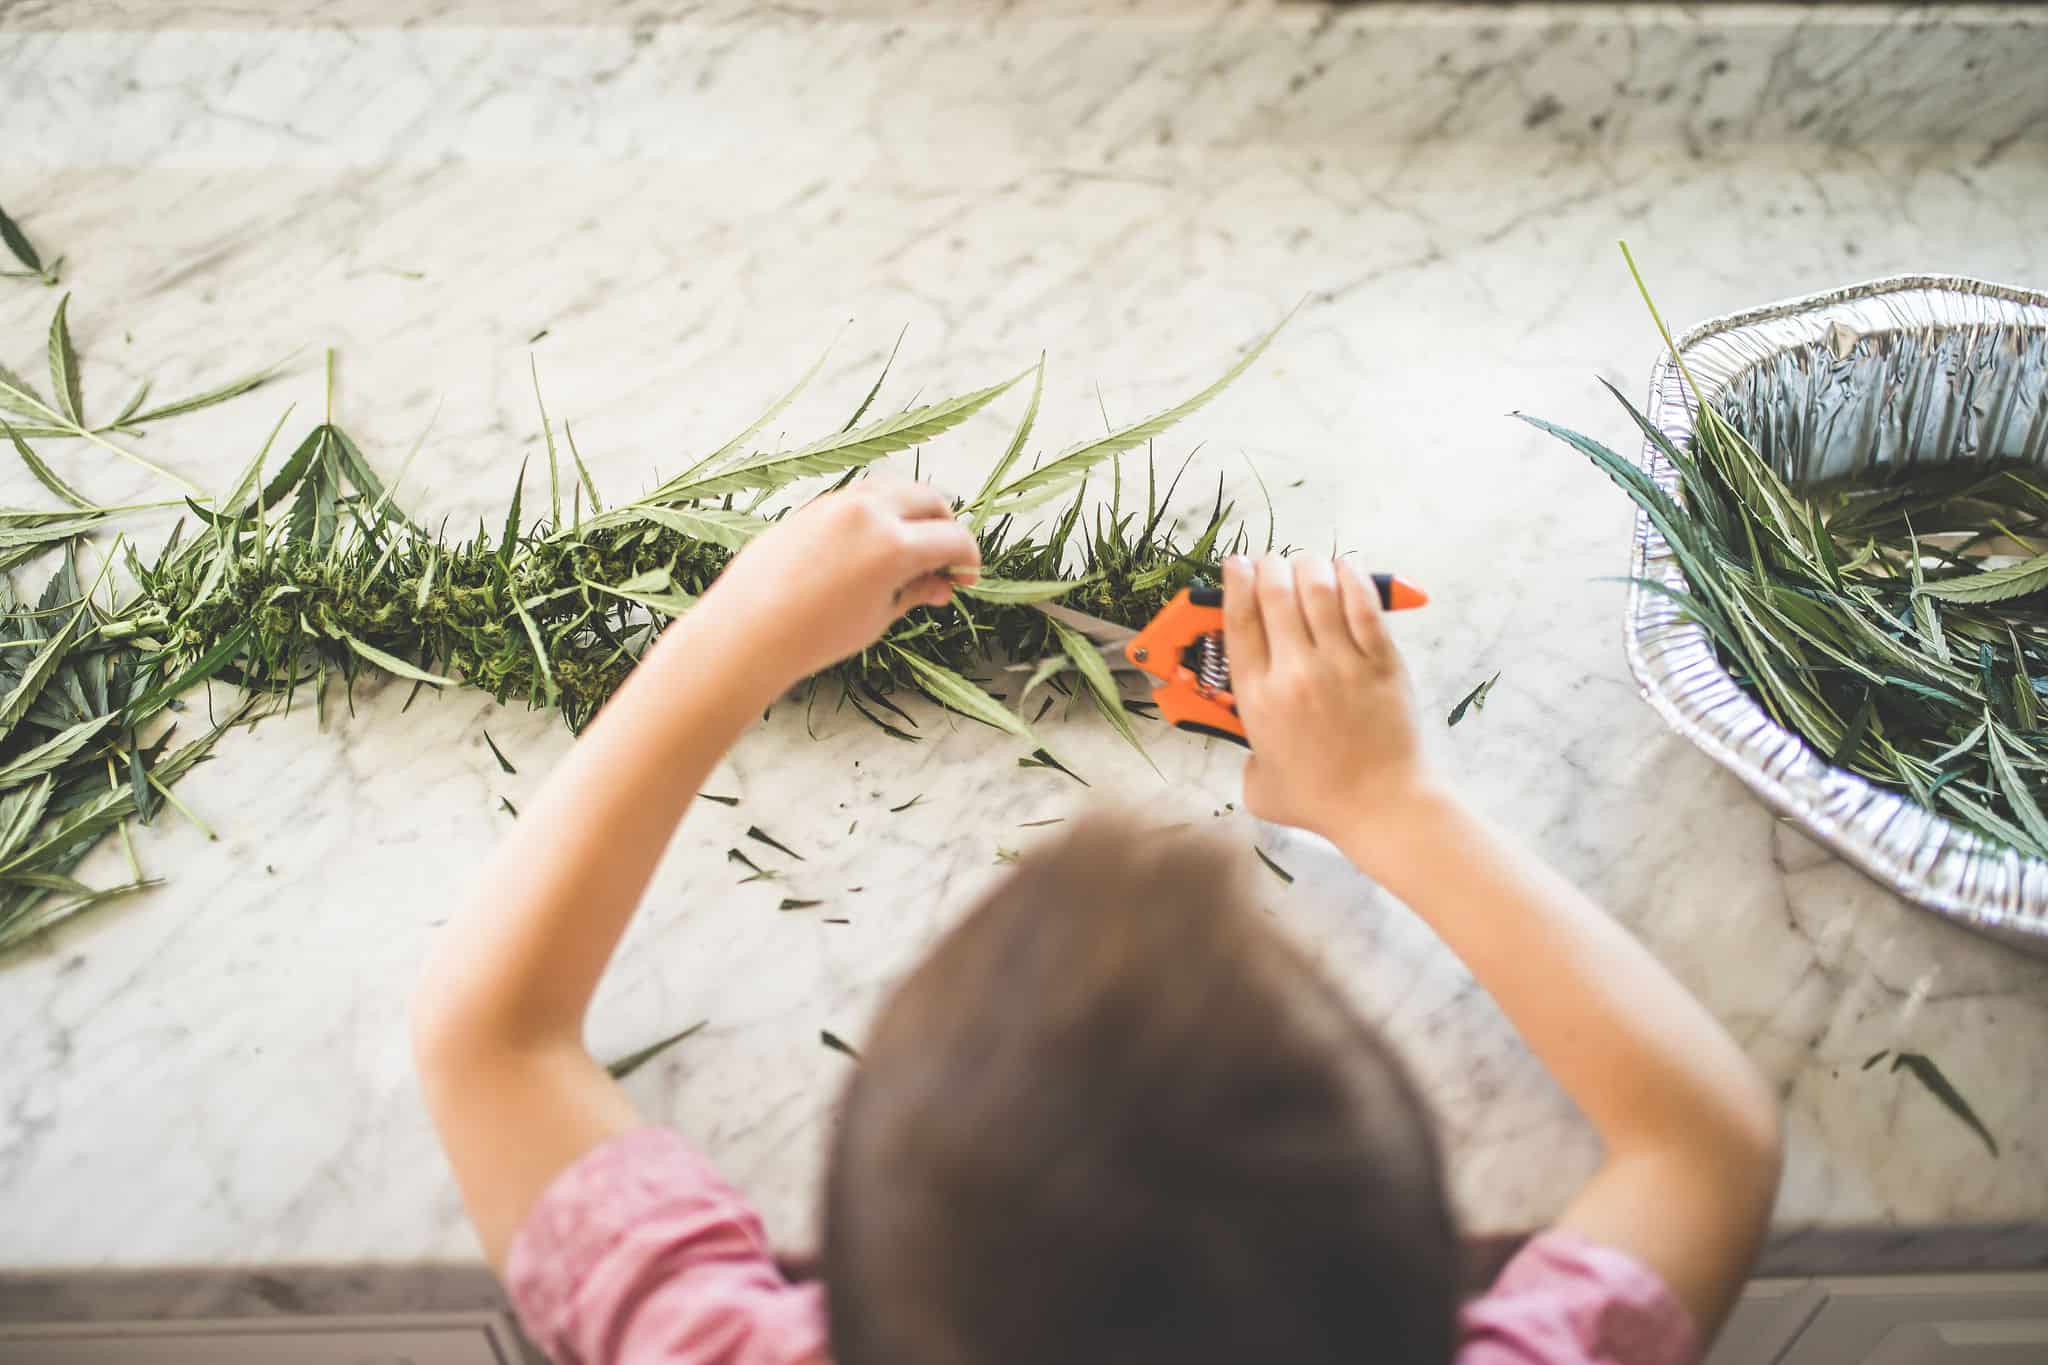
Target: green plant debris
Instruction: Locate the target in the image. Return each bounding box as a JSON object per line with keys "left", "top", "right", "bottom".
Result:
{"left": 727, "top": 847, "right": 777, "bottom": 883}
{"left": 994, "top": 845, "right": 1020, "bottom": 864}
{"left": 820, "top": 1028, "right": 861, "bottom": 1060}
{"left": 1527, "top": 243, "right": 2048, "bottom": 856}
{"left": 604, "top": 1019, "right": 707, "bottom": 1079}
{"left": 698, "top": 792, "right": 740, "bottom": 806}
{"left": 0, "top": 203, "right": 62, "bottom": 286}
{"left": 1861, "top": 1049, "right": 1890, "bottom": 1071}
{"left": 498, "top": 796, "right": 518, "bottom": 817}
{"left": 779, "top": 897, "right": 823, "bottom": 911}
{"left": 1019, "top": 817, "right": 1064, "bottom": 828}
{"left": 1253, "top": 846, "right": 1294, "bottom": 884}
{"left": 1447, "top": 672, "right": 1500, "bottom": 727}
{"left": 482, "top": 728, "right": 517, "bottom": 774}
{"left": 0, "top": 312, "right": 1286, "bottom": 958}
{"left": 1, "top": 295, "right": 282, "bottom": 500}
{"left": 1018, "top": 749, "right": 1088, "bottom": 784}
{"left": 887, "top": 794, "right": 922, "bottom": 813}
{"left": 1891, "top": 1052, "right": 1998, "bottom": 1157}
{"left": 746, "top": 825, "right": 803, "bottom": 860}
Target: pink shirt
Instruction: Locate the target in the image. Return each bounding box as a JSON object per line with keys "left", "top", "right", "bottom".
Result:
{"left": 507, "top": 1128, "right": 1700, "bottom": 1365}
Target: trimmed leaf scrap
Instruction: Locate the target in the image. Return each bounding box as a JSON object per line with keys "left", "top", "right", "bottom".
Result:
{"left": 1531, "top": 244, "right": 2048, "bottom": 858}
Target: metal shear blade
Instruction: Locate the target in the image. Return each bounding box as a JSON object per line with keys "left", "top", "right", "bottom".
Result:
{"left": 1025, "top": 602, "right": 1141, "bottom": 669}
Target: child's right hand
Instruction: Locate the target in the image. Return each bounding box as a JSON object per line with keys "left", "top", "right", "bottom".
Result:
{"left": 1221, "top": 554, "right": 1436, "bottom": 841}
{"left": 697, "top": 478, "right": 979, "bottom": 692}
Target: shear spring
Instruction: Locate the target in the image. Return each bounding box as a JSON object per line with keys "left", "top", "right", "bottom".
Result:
{"left": 1194, "top": 633, "right": 1230, "bottom": 692}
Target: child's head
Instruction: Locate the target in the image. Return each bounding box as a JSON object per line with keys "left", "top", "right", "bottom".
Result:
{"left": 823, "top": 809, "right": 1459, "bottom": 1365}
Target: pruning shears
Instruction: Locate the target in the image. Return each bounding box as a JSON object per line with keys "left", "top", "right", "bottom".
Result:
{"left": 1022, "top": 575, "right": 1428, "bottom": 747}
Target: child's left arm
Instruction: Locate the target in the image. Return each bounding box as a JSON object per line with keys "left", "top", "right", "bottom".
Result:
{"left": 412, "top": 478, "right": 978, "bottom": 1267}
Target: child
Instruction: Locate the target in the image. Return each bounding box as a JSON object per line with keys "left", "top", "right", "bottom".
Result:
{"left": 414, "top": 477, "right": 1782, "bottom": 1365}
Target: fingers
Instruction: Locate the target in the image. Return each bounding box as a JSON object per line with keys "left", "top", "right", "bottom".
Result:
{"left": 1335, "top": 559, "right": 1390, "bottom": 657}
{"left": 1255, "top": 552, "right": 1310, "bottom": 657}
{"left": 1223, "top": 555, "right": 1268, "bottom": 679}
{"left": 900, "top": 571, "right": 958, "bottom": 609}
{"left": 868, "top": 477, "right": 954, "bottom": 521}
{"left": 891, "top": 516, "right": 980, "bottom": 586}
{"left": 1295, "top": 556, "right": 1351, "bottom": 650}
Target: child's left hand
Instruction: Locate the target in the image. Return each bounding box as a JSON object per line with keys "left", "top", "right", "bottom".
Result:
{"left": 700, "top": 477, "right": 980, "bottom": 689}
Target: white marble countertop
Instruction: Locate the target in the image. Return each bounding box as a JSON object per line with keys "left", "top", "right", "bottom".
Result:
{"left": 3, "top": 2, "right": 2047, "bottom": 1283}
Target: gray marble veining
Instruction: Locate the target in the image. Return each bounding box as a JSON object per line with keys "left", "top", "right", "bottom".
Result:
{"left": 1, "top": 2, "right": 2045, "bottom": 1285}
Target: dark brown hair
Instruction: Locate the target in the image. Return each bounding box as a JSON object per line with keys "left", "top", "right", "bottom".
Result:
{"left": 823, "top": 808, "right": 1459, "bottom": 1365}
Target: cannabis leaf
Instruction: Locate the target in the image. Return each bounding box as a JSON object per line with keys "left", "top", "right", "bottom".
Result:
{"left": 1914, "top": 554, "right": 2048, "bottom": 604}
{"left": 0, "top": 203, "right": 61, "bottom": 286}
{"left": 1890, "top": 1052, "right": 1998, "bottom": 1158}
{"left": 1447, "top": 672, "right": 1500, "bottom": 727}
{"left": 974, "top": 314, "right": 1287, "bottom": 518}
{"left": 605, "top": 1019, "right": 707, "bottom": 1080}
{"left": 1046, "top": 615, "right": 1155, "bottom": 770}
{"left": 653, "top": 368, "right": 1028, "bottom": 503}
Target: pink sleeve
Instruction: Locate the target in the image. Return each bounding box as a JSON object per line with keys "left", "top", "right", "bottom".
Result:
{"left": 503, "top": 1127, "right": 831, "bottom": 1365}
{"left": 1455, "top": 1230, "right": 1701, "bottom": 1365}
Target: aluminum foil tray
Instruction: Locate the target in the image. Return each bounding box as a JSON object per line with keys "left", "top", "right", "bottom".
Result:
{"left": 1627, "top": 275, "right": 2048, "bottom": 956}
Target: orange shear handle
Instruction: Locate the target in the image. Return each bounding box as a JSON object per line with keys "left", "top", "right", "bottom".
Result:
{"left": 1124, "top": 586, "right": 1247, "bottom": 746}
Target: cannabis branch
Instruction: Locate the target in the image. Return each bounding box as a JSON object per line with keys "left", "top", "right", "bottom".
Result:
{"left": 0, "top": 288, "right": 1279, "bottom": 954}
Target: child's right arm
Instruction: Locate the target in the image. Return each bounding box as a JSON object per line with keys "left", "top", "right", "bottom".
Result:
{"left": 1221, "top": 553, "right": 1782, "bottom": 1343}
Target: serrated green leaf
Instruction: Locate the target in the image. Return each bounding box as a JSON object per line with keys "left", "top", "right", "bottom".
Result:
{"left": 0, "top": 204, "right": 45, "bottom": 275}
{"left": 219, "top": 405, "right": 295, "bottom": 515}
{"left": 581, "top": 575, "right": 697, "bottom": 617}
{"left": 982, "top": 317, "right": 1287, "bottom": 513}
{"left": 953, "top": 576, "right": 1083, "bottom": 605}
{"left": 0, "top": 610, "right": 81, "bottom": 735}
{"left": 658, "top": 367, "right": 1029, "bottom": 502}
{"left": 113, "top": 378, "right": 152, "bottom": 427}
{"left": 0, "top": 877, "right": 160, "bottom": 955}
{"left": 564, "top": 420, "right": 602, "bottom": 517}
{"left": 1014, "top": 652, "right": 1072, "bottom": 707}
{"left": 968, "top": 352, "right": 1043, "bottom": 531}
{"left": 841, "top": 326, "right": 906, "bottom": 433}
{"left": 329, "top": 425, "right": 394, "bottom": 512}
{"left": 580, "top": 503, "right": 768, "bottom": 553}
{"left": 1831, "top": 690, "right": 1877, "bottom": 769}
{"left": 0, "top": 714, "right": 114, "bottom": 791}
{"left": 312, "top": 434, "right": 341, "bottom": 553}
{"left": 0, "top": 362, "right": 53, "bottom": 421}
{"left": 1046, "top": 615, "right": 1155, "bottom": 770}
{"left": 654, "top": 343, "right": 837, "bottom": 497}
{"left": 2, "top": 420, "right": 94, "bottom": 510}
{"left": 125, "top": 358, "right": 286, "bottom": 424}
{"left": 511, "top": 594, "right": 557, "bottom": 704}
{"left": 1915, "top": 554, "right": 2048, "bottom": 604}
{"left": 252, "top": 424, "right": 325, "bottom": 515}
{"left": 46, "top": 294, "right": 84, "bottom": 425}
{"left": 531, "top": 357, "right": 562, "bottom": 529}
{"left": 341, "top": 631, "right": 456, "bottom": 687}
{"left": 1938, "top": 787, "right": 2046, "bottom": 856}
{"left": 124, "top": 622, "right": 251, "bottom": 723}
{"left": 1985, "top": 723, "right": 2048, "bottom": 850}
{"left": 891, "top": 645, "right": 1047, "bottom": 752}
{"left": 0, "top": 776, "right": 53, "bottom": 863}
{"left": 0, "top": 511, "right": 106, "bottom": 549}
{"left": 499, "top": 455, "right": 528, "bottom": 567}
